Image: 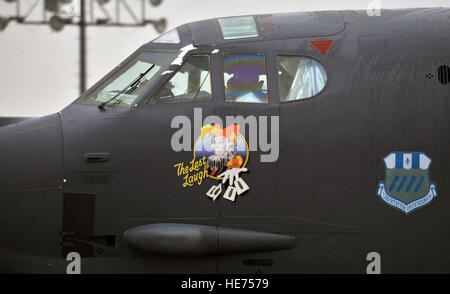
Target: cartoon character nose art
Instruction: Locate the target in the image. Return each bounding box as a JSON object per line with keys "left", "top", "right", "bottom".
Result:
{"left": 174, "top": 123, "right": 251, "bottom": 203}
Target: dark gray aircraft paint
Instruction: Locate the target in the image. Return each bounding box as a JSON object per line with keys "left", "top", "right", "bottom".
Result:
{"left": 0, "top": 8, "right": 448, "bottom": 274}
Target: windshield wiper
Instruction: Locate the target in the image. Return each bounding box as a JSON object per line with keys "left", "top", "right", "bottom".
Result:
{"left": 98, "top": 64, "right": 156, "bottom": 110}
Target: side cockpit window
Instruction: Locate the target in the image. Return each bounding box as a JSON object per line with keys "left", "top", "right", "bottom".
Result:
{"left": 148, "top": 55, "right": 212, "bottom": 103}
{"left": 223, "top": 53, "right": 269, "bottom": 104}
{"left": 277, "top": 56, "right": 327, "bottom": 102}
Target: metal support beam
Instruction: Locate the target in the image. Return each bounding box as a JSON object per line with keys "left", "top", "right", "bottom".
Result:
{"left": 0, "top": 0, "right": 167, "bottom": 95}
{"left": 80, "top": 0, "right": 86, "bottom": 94}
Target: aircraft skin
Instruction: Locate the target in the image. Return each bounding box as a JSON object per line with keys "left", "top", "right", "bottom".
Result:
{"left": 0, "top": 8, "right": 448, "bottom": 274}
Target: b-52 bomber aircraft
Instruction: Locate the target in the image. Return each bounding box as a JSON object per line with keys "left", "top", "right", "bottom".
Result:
{"left": 0, "top": 8, "right": 448, "bottom": 274}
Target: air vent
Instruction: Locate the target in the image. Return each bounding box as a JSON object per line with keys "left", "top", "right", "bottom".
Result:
{"left": 437, "top": 65, "right": 449, "bottom": 85}
{"left": 62, "top": 192, "right": 95, "bottom": 257}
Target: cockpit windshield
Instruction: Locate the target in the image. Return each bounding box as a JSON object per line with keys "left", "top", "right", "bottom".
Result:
{"left": 77, "top": 50, "right": 176, "bottom": 107}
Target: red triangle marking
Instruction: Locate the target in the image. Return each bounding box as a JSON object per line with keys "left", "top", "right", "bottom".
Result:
{"left": 310, "top": 39, "right": 334, "bottom": 55}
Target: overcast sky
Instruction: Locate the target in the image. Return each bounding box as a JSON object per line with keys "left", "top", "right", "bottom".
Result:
{"left": 0, "top": 0, "right": 448, "bottom": 116}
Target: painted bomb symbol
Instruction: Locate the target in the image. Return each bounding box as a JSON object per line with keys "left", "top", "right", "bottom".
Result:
{"left": 200, "top": 124, "right": 250, "bottom": 202}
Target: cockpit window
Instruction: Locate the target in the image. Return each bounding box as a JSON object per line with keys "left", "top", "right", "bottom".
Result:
{"left": 148, "top": 55, "right": 212, "bottom": 103}
{"left": 218, "top": 16, "right": 259, "bottom": 40}
{"left": 223, "top": 53, "right": 268, "bottom": 104}
{"left": 277, "top": 56, "right": 327, "bottom": 102}
{"left": 77, "top": 50, "right": 176, "bottom": 107}
{"left": 152, "top": 29, "right": 181, "bottom": 44}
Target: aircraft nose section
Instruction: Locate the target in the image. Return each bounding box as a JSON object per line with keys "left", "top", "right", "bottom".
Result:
{"left": 0, "top": 114, "right": 64, "bottom": 193}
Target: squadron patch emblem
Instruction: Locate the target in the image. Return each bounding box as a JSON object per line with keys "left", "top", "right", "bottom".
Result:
{"left": 377, "top": 152, "right": 437, "bottom": 214}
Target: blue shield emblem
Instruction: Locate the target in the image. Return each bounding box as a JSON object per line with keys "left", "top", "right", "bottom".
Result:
{"left": 377, "top": 152, "right": 437, "bottom": 214}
